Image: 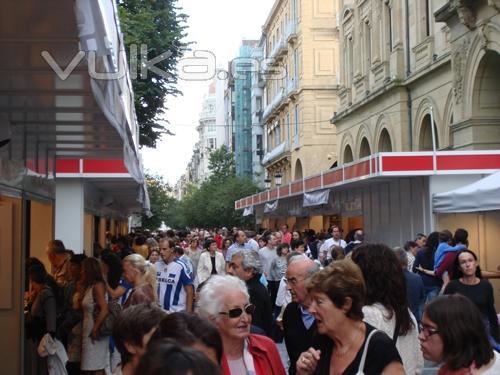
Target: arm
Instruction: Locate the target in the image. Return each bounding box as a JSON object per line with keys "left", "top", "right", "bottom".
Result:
{"left": 106, "top": 284, "right": 126, "bottom": 299}
{"left": 91, "top": 283, "right": 108, "bottom": 339}
{"left": 184, "top": 284, "right": 194, "bottom": 313}
{"left": 486, "top": 282, "right": 500, "bottom": 342}
{"left": 41, "top": 290, "right": 57, "bottom": 335}
{"left": 381, "top": 362, "right": 405, "bottom": 375}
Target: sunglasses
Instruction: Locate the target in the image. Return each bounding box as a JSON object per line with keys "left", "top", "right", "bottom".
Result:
{"left": 219, "top": 304, "right": 256, "bottom": 318}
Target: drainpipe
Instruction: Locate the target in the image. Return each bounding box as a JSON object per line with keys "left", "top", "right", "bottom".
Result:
{"left": 405, "top": 0, "right": 413, "bottom": 151}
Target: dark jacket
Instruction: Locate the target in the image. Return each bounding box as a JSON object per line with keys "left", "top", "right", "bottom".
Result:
{"left": 283, "top": 302, "right": 317, "bottom": 375}
{"left": 246, "top": 273, "right": 273, "bottom": 336}
{"left": 404, "top": 270, "right": 425, "bottom": 321}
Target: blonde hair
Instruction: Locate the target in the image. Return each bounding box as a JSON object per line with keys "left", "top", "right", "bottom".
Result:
{"left": 124, "top": 254, "right": 157, "bottom": 299}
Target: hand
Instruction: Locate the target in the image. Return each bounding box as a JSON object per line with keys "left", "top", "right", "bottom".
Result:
{"left": 276, "top": 318, "right": 283, "bottom": 330}
{"left": 296, "top": 348, "right": 321, "bottom": 375}
{"left": 90, "top": 327, "right": 99, "bottom": 342}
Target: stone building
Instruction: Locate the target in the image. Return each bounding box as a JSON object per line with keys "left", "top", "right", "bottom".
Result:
{"left": 261, "top": 0, "right": 340, "bottom": 187}
{"left": 332, "top": 0, "right": 500, "bottom": 164}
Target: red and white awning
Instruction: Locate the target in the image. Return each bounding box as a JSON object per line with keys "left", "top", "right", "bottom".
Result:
{"left": 235, "top": 151, "right": 500, "bottom": 210}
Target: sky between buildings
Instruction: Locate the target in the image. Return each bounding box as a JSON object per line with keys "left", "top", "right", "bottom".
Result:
{"left": 141, "top": 0, "right": 273, "bottom": 185}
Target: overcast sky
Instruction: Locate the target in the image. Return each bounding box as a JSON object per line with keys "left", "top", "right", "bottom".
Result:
{"left": 141, "top": 0, "right": 273, "bottom": 185}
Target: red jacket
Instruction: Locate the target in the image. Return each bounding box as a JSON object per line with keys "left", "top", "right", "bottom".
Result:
{"left": 222, "top": 334, "right": 286, "bottom": 375}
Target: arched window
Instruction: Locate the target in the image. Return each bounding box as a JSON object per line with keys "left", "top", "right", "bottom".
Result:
{"left": 343, "top": 145, "right": 354, "bottom": 163}
{"left": 359, "top": 138, "right": 371, "bottom": 158}
{"left": 294, "top": 159, "right": 303, "bottom": 180}
{"left": 378, "top": 129, "right": 392, "bottom": 152}
{"left": 419, "top": 114, "right": 439, "bottom": 151}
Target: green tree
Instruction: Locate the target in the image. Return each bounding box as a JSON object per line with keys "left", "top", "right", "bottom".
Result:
{"left": 208, "top": 145, "right": 236, "bottom": 181}
{"left": 118, "top": 0, "right": 189, "bottom": 147}
{"left": 173, "top": 149, "right": 259, "bottom": 228}
{"left": 142, "top": 174, "right": 180, "bottom": 230}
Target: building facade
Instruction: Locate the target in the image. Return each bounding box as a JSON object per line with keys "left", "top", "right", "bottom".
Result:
{"left": 261, "top": 0, "right": 340, "bottom": 187}
{"left": 251, "top": 41, "right": 266, "bottom": 187}
{"left": 234, "top": 40, "right": 259, "bottom": 177}
{"left": 332, "top": 0, "right": 500, "bottom": 164}
{"left": 192, "top": 82, "right": 217, "bottom": 184}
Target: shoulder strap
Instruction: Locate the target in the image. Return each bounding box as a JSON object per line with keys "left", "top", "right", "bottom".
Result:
{"left": 392, "top": 319, "right": 400, "bottom": 344}
{"left": 356, "top": 329, "right": 379, "bottom": 375}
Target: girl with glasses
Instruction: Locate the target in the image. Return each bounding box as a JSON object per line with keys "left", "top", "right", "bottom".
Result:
{"left": 419, "top": 294, "right": 500, "bottom": 374}
{"left": 197, "top": 275, "right": 286, "bottom": 375}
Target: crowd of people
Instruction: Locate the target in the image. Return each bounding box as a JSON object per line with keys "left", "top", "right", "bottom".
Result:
{"left": 24, "top": 225, "right": 500, "bottom": 374}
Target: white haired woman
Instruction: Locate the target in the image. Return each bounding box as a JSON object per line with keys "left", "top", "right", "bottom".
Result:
{"left": 197, "top": 275, "right": 286, "bottom": 375}
{"left": 122, "top": 254, "right": 157, "bottom": 308}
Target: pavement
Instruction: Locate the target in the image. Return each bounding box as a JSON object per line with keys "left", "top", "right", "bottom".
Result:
{"left": 277, "top": 342, "right": 440, "bottom": 374}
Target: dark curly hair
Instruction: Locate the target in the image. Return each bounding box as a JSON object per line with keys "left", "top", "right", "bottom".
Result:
{"left": 351, "top": 243, "right": 413, "bottom": 335}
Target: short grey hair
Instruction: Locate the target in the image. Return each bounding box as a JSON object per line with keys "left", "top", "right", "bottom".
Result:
{"left": 231, "top": 250, "right": 261, "bottom": 274}
{"left": 197, "top": 275, "right": 249, "bottom": 320}
{"left": 393, "top": 247, "right": 408, "bottom": 268}
{"left": 288, "top": 254, "right": 320, "bottom": 277}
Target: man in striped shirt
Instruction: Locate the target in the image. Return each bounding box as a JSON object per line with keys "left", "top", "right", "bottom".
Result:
{"left": 156, "top": 238, "right": 194, "bottom": 312}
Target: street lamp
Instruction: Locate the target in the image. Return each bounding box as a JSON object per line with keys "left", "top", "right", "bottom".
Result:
{"left": 264, "top": 177, "right": 271, "bottom": 190}
{"left": 274, "top": 171, "right": 282, "bottom": 187}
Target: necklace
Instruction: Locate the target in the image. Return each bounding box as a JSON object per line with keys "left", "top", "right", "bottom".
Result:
{"left": 333, "top": 323, "right": 363, "bottom": 357}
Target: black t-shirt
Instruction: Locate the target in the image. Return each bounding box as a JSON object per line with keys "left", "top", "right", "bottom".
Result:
{"left": 312, "top": 323, "right": 402, "bottom": 375}
{"left": 210, "top": 255, "right": 217, "bottom": 274}
{"left": 444, "top": 279, "right": 500, "bottom": 341}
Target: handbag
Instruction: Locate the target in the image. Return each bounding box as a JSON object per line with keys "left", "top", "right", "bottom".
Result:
{"left": 92, "top": 287, "right": 122, "bottom": 337}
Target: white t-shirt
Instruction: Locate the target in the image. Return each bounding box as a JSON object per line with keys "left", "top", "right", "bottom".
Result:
{"left": 155, "top": 259, "right": 193, "bottom": 312}
{"left": 258, "top": 247, "right": 278, "bottom": 280}
{"left": 320, "top": 237, "right": 347, "bottom": 260}
{"left": 363, "top": 303, "right": 423, "bottom": 375}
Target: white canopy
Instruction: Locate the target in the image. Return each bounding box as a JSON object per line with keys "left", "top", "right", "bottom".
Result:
{"left": 433, "top": 171, "right": 500, "bottom": 213}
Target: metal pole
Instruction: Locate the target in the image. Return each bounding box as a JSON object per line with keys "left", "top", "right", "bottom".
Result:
{"left": 429, "top": 106, "right": 437, "bottom": 173}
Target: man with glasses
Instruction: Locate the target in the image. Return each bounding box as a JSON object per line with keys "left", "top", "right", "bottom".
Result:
{"left": 229, "top": 251, "right": 272, "bottom": 336}
{"left": 283, "top": 255, "right": 319, "bottom": 374}
{"left": 155, "top": 238, "right": 194, "bottom": 313}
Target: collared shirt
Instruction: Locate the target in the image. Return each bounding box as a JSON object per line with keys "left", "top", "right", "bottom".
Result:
{"left": 225, "top": 242, "right": 252, "bottom": 262}
{"left": 300, "top": 305, "right": 315, "bottom": 330}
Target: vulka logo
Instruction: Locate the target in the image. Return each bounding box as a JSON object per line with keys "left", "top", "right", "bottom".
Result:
{"left": 42, "top": 45, "right": 287, "bottom": 81}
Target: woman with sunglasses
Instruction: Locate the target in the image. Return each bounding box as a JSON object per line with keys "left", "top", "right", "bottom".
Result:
{"left": 419, "top": 294, "right": 500, "bottom": 374}
{"left": 197, "top": 275, "right": 286, "bottom": 375}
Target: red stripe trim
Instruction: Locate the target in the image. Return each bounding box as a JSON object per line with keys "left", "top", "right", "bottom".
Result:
{"left": 345, "top": 160, "right": 371, "bottom": 180}
{"left": 305, "top": 175, "right": 321, "bottom": 191}
{"left": 56, "top": 159, "right": 80, "bottom": 173}
{"left": 437, "top": 155, "right": 500, "bottom": 170}
{"left": 382, "top": 155, "right": 433, "bottom": 172}
{"left": 83, "top": 160, "right": 128, "bottom": 173}
{"left": 323, "top": 169, "right": 343, "bottom": 186}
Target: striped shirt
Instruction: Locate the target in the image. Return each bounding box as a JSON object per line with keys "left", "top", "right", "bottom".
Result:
{"left": 155, "top": 259, "right": 193, "bottom": 312}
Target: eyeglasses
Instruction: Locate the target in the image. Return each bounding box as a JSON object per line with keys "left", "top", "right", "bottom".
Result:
{"left": 419, "top": 323, "right": 440, "bottom": 337}
{"left": 284, "top": 276, "right": 304, "bottom": 286}
{"left": 219, "top": 304, "right": 255, "bottom": 318}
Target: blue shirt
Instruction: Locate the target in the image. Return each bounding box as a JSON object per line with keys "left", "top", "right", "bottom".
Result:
{"left": 434, "top": 242, "right": 465, "bottom": 270}
{"left": 226, "top": 242, "right": 252, "bottom": 262}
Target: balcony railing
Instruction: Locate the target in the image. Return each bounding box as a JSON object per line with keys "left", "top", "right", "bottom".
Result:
{"left": 262, "top": 87, "right": 285, "bottom": 121}
{"left": 261, "top": 140, "right": 290, "bottom": 166}
{"left": 268, "top": 38, "right": 287, "bottom": 64}
{"left": 287, "top": 78, "right": 297, "bottom": 95}
{"left": 285, "top": 22, "right": 297, "bottom": 43}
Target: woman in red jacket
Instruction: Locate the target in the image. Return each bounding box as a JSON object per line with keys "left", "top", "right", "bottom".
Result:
{"left": 198, "top": 275, "right": 286, "bottom": 375}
